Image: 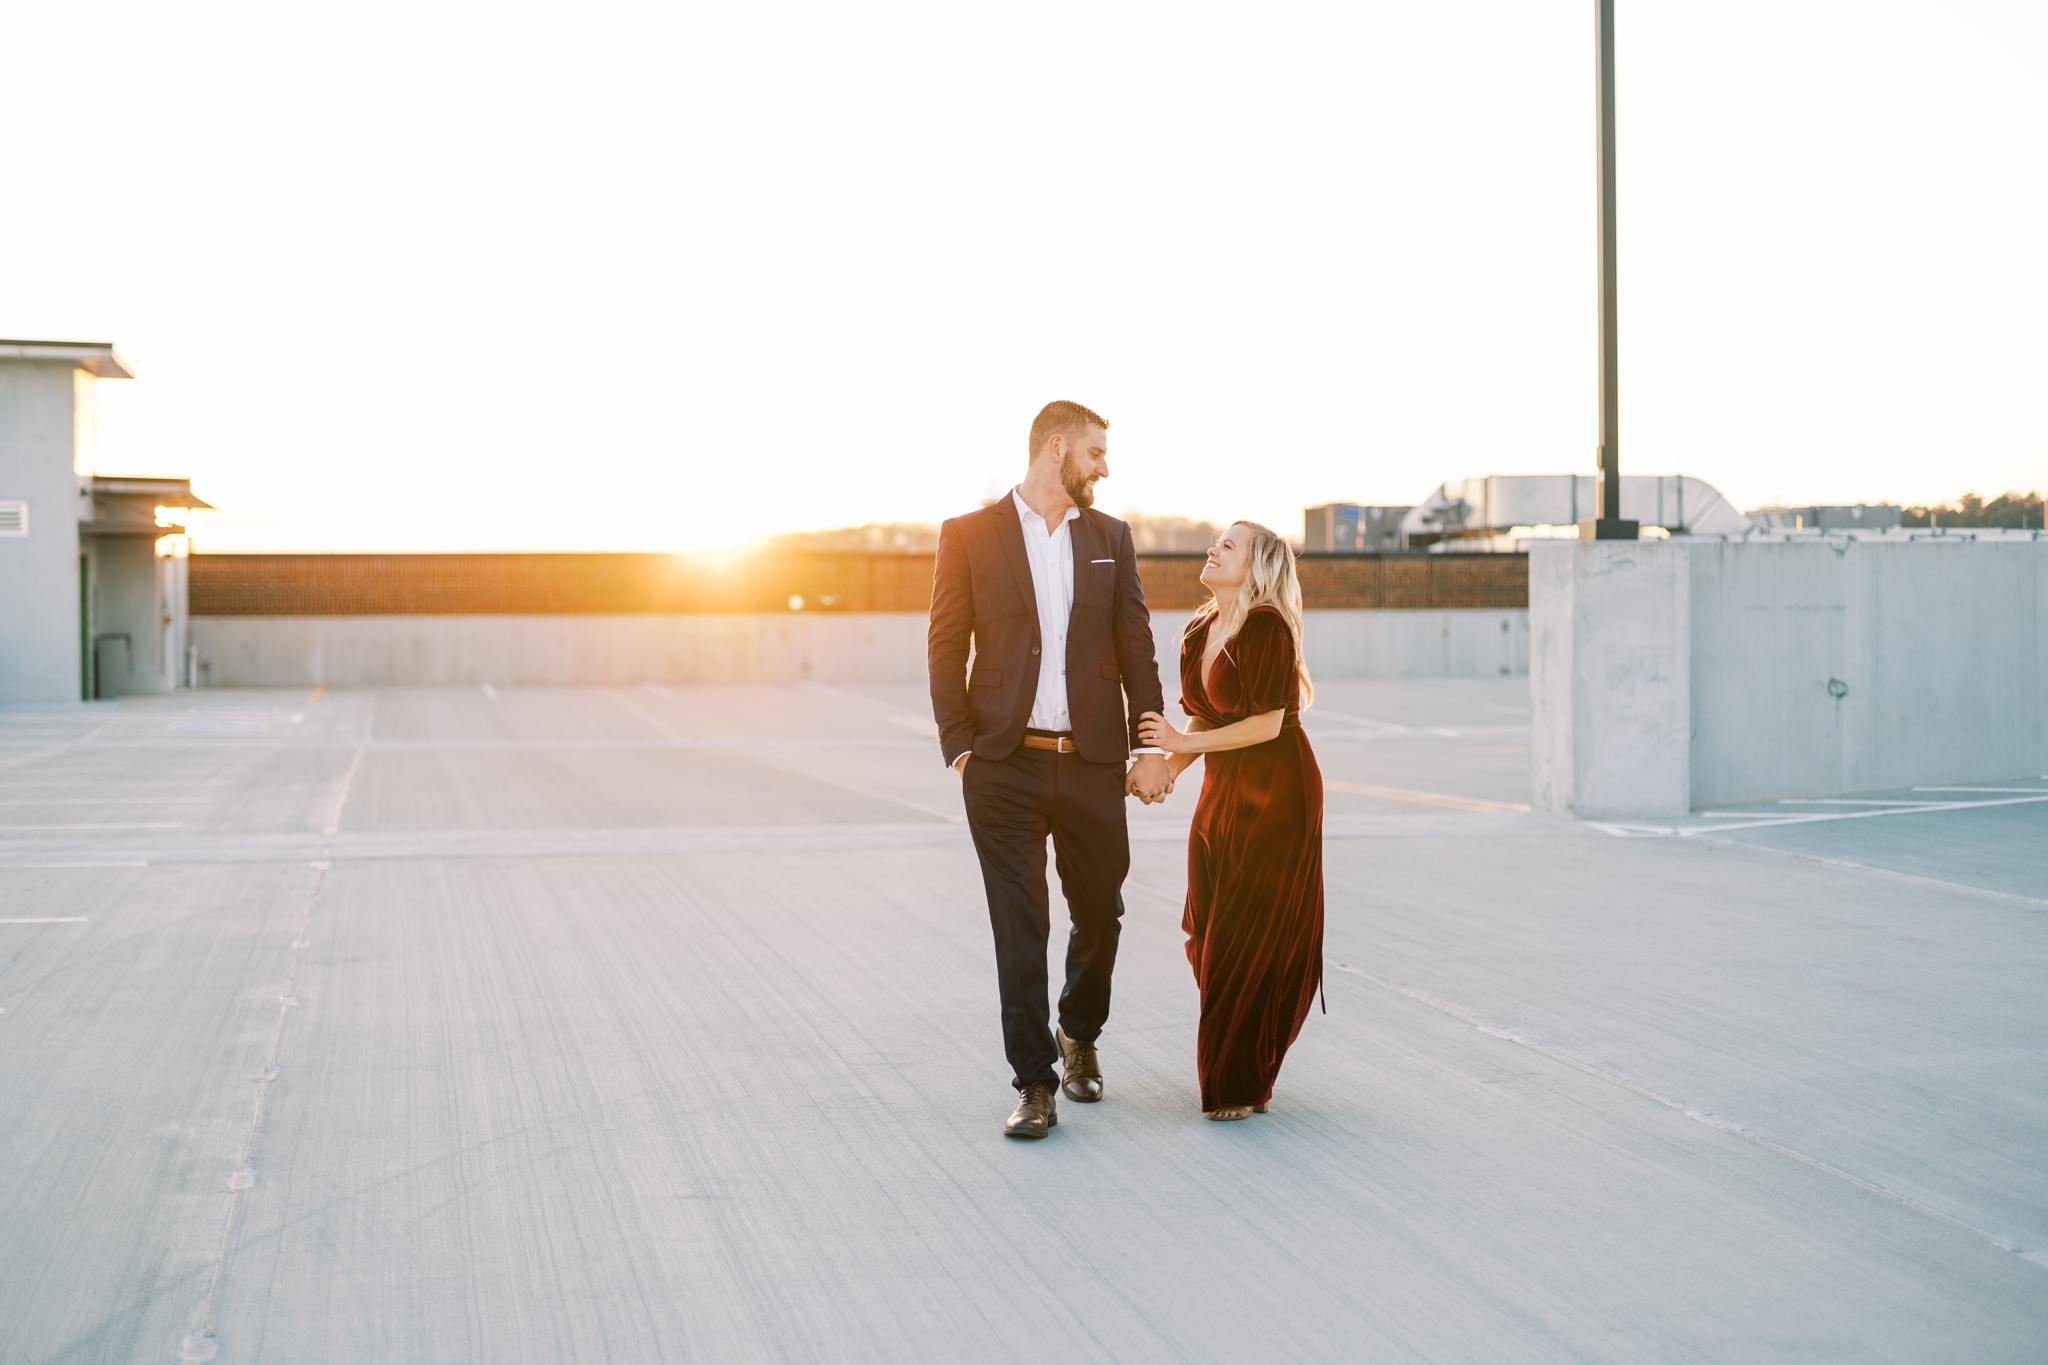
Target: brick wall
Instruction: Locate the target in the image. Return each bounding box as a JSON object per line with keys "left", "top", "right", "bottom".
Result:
{"left": 188, "top": 552, "right": 941, "bottom": 615}
{"left": 190, "top": 551, "right": 1527, "bottom": 616}
{"left": 1301, "top": 552, "right": 1529, "bottom": 609}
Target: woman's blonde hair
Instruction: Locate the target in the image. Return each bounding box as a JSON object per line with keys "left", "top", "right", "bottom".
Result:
{"left": 1189, "top": 520, "right": 1313, "bottom": 709}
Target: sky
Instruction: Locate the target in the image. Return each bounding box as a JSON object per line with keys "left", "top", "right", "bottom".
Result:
{"left": 3, "top": 1, "right": 2043, "bottom": 552}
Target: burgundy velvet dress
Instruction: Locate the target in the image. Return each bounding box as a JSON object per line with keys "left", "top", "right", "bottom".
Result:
{"left": 1180, "top": 605, "right": 1325, "bottom": 1112}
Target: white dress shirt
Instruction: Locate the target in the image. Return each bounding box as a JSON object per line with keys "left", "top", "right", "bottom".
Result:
{"left": 1013, "top": 487, "right": 1077, "bottom": 732}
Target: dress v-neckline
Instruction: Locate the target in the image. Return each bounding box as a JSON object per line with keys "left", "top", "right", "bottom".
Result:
{"left": 1196, "top": 618, "right": 1230, "bottom": 705}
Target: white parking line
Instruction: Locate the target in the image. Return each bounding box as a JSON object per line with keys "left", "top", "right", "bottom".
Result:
{"left": 479, "top": 684, "right": 499, "bottom": 700}
{"left": 0, "top": 917, "right": 87, "bottom": 924}
{"left": 1775, "top": 799, "right": 1952, "bottom": 806}
{"left": 0, "top": 798, "right": 211, "bottom": 805}
{"left": 1596, "top": 791, "right": 2048, "bottom": 837}
{"left": 1324, "top": 779, "right": 1530, "bottom": 814}
{"left": 0, "top": 862, "right": 147, "bottom": 868}
{"left": 640, "top": 682, "right": 673, "bottom": 697}
{"left": 1697, "top": 811, "right": 1803, "bottom": 819}
{"left": 0, "top": 823, "right": 181, "bottom": 831}
{"left": 1309, "top": 710, "right": 1529, "bottom": 740}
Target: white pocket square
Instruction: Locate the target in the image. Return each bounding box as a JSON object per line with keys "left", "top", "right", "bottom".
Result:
{"left": 1091, "top": 559, "right": 1115, "bottom": 564}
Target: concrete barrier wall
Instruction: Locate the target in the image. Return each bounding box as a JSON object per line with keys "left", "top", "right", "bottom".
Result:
{"left": 1687, "top": 539, "right": 2046, "bottom": 806}
{"left": 190, "top": 608, "right": 1529, "bottom": 688}
{"left": 190, "top": 613, "right": 933, "bottom": 687}
{"left": 1531, "top": 538, "right": 2047, "bottom": 817}
{"left": 1310, "top": 608, "right": 1527, "bottom": 679}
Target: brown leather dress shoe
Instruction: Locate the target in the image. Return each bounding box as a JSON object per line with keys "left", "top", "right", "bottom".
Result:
{"left": 1055, "top": 1026, "right": 1103, "bottom": 1102}
{"left": 1004, "top": 1082, "right": 1057, "bottom": 1139}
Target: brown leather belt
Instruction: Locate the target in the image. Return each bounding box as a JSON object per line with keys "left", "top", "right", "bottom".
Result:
{"left": 1020, "top": 733, "right": 1079, "bottom": 754}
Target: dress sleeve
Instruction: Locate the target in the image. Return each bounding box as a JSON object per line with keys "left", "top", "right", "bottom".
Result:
{"left": 1232, "top": 608, "right": 1298, "bottom": 715}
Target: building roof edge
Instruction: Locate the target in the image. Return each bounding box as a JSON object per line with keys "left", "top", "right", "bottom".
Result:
{"left": 0, "top": 340, "right": 135, "bottom": 379}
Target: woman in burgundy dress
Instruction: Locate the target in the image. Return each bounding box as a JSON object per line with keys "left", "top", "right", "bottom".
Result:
{"left": 1139, "top": 522, "right": 1323, "bottom": 1120}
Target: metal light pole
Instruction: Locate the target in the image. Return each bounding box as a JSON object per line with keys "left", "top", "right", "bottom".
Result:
{"left": 1587, "top": 0, "right": 1638, "bottom": 540}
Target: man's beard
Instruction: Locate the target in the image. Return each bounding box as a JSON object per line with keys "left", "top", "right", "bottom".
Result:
{"left": 1059, "top": 454, "right": 1096, "bottom": 509}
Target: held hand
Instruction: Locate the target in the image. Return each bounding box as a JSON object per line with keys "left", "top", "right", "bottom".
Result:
{"left": 1136, "top": 712, "right": 1187, "bottom": 754}
{"left": 953, "top": 753, "right": 970, "bottom": 776}
{"left": 1126, "top": 753, "right": 1174, "bottom": 804}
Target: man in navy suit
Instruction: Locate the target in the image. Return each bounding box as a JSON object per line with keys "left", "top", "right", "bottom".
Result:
{"left": 928, "top": 400, "right": 1172, "bottom": 1139}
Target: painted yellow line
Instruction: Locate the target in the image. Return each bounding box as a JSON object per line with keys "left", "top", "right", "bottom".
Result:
{"left": 1323, "top": 779, "right": 1529, "bottom": 814}
{"left": 307, "top": 684, "right": 327, "bottom": 707}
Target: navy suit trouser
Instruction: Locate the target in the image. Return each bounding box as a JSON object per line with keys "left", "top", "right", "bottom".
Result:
{"left": 962, "top": 746, "right": 1128, "bottom": 1089}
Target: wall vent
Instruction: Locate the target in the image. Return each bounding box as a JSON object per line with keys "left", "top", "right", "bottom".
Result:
{"left": 0, "top": 501, "right": 26, "bottom": 536}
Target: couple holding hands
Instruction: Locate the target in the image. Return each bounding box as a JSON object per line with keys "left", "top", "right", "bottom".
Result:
{"left": 929, "top": 401, "right": 1325, "bottom": 1138}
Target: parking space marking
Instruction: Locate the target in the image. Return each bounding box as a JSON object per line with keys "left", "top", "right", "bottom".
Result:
{"left": 1599, "top": 791, "right": 2048, "bottom": 838}
{"left": 1324, "top": 779, "right": 1529, "bottom": 814}
{"left": 0, "top": 798, "right": 210, "bottom": 805}
{"left": 0, "top": 822, "right": 181, "bottom": 831}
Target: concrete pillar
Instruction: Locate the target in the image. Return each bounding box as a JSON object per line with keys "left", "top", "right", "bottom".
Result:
{"left": 1530, "top": 540, "right": 1691, "bottom": 819}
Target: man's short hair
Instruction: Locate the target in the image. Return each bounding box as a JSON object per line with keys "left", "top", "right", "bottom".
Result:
{"left": 1029, "top": 400, "right": 1109, "bottom": 462}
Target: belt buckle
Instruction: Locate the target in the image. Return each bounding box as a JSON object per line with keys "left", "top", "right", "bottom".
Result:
{"left": 1058, "top": 736, "right": 1075, "bottom": 753}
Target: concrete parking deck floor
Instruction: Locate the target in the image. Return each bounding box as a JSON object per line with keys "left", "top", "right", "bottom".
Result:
{"left": 2, "top": 680, "right": 2044, "bottom": 1363}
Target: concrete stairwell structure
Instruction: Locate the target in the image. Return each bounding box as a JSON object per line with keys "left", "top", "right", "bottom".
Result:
{"left": 0, "top": 341, "right": 134, "bottom": 704}
{"left": 79, "top": 475, "right": 210, "bottom": 696}
{"left": 0, "top": 340, "right": 214, "bottom": 703}
{"left": 1532, "top": 536, "right": 2048, "bottom": 818}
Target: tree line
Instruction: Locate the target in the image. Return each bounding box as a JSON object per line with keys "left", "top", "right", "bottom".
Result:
{"left": 1899, "top": 492, "right": 2043, "bottom": 529}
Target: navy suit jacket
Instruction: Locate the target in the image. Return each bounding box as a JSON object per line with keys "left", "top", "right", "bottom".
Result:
{"left": 927, "top": 498, "right": 1165, "bottom": 767}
